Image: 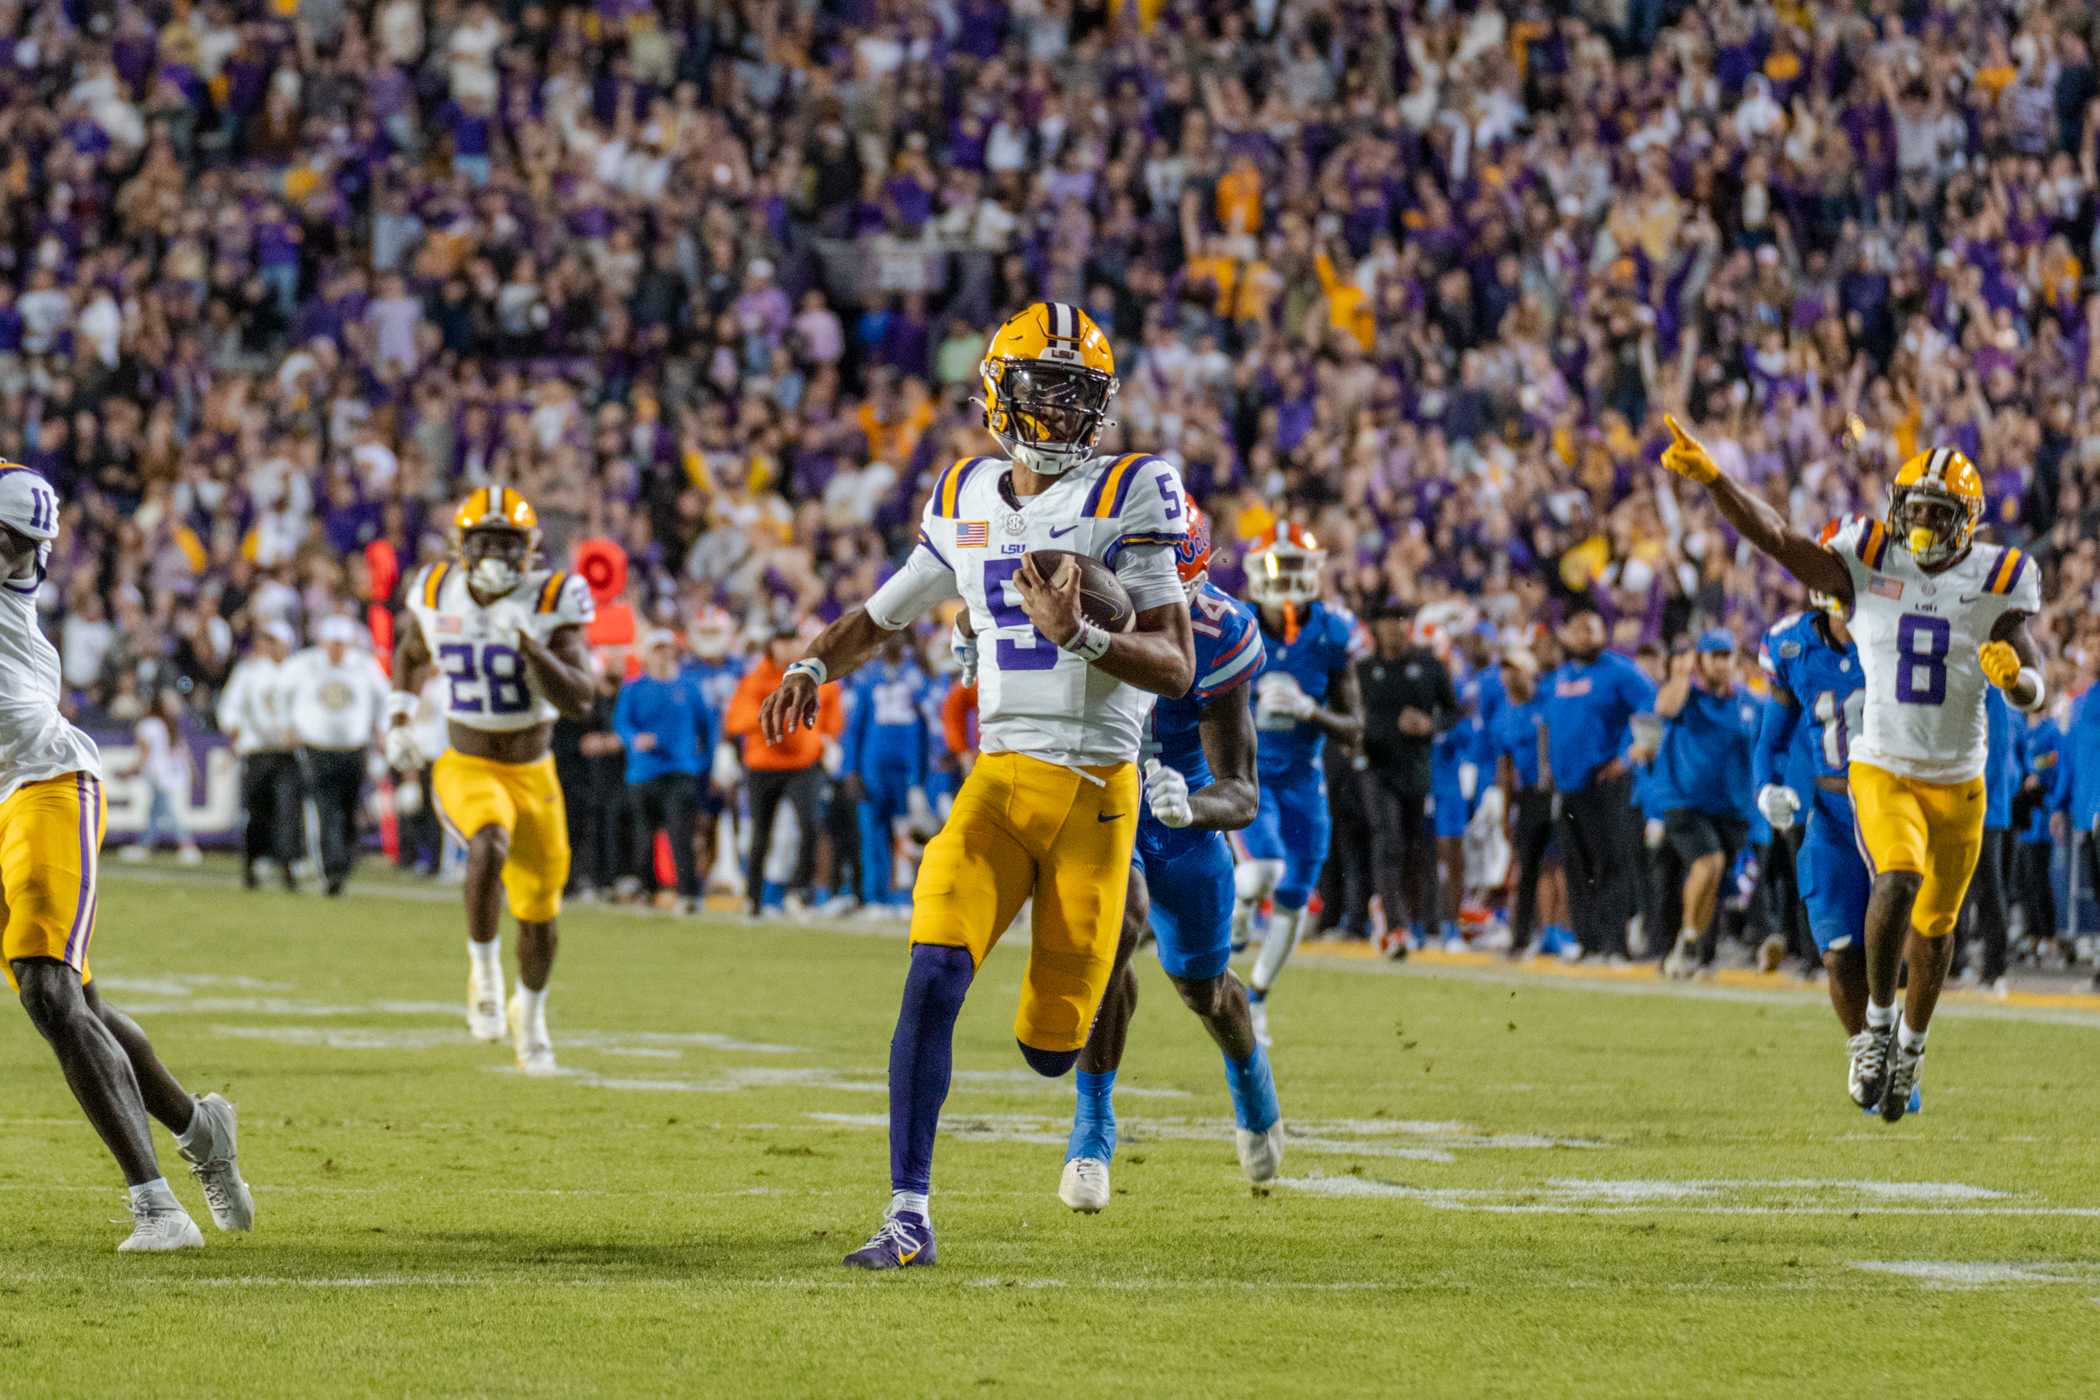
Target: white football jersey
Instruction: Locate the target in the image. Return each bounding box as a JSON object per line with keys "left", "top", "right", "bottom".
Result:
{"left": 406, "top": 562, "right": 595, "bottom": 732}
{"left": 0, "top": 571, "right": 100, "bottom": 803}
{"left": 1831, "top": 516, "right": 2041, "bottom": 783}
{"left": 868, "top": 451, "right": 1189, "bottom": 767}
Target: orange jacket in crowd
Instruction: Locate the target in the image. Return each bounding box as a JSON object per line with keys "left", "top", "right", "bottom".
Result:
{"left": 724, "top": 656, "right": 844, "bottom": 771}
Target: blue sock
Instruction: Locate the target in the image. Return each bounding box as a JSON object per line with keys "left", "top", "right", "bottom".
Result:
{"left": 1248, "top": 985, "right": 1267, "bottom": 1005}
{"left": 1410, "top": 920, "right": 1427, "bottom": 942}
{"left": 1223, "top": 1045, "right": 1280, "bottom": 1133}
{"left": 1440, "top": 919, "right": 1460, "bottom": 942}
{"left": 888, "top": 945, "right": 974, "bottom": 1194}
{"left": 761, "top": 880, "right": 785, "bottom": 910}
{"left": 1066, "top": 1069, "right": 1117, "bottom": 1162}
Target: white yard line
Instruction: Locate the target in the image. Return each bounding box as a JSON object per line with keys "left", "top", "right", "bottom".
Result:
{"left": 101, "top": 864, "right": 2100, "bottom": 1030}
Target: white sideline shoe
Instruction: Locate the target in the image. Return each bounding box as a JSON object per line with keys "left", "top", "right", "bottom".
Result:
{"left": 508, "top": 995, "right": 557, "bottom": 1076}
{"left": 1059, "top": 1157, "right": 1110, "bottom": 1213}
{"left": 1236, "top": 1122, "right": 1286, "bottom": 1182}
{"left": 117, "top": 1197, "right": 203, "bottom": 1252}
{"left": 179, "top": 1093, "right": 254, "bottom": 1231}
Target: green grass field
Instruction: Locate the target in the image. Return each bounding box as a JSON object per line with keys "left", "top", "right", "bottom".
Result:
{"left": 10, "top": 862, "right": 2100, "bottom": 1397}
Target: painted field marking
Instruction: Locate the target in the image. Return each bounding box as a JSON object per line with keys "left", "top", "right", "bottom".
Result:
{"left": 1272, "top": 1175, "right": 2100, "bottom": 1216}
{"left": 803, "top": 1112, "right": 1602, "bottom": 1162}
{"left": 1850, "top": 1260, "right": 2100, "bottom": 1289}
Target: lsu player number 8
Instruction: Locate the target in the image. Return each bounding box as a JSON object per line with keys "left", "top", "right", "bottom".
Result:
{"left": 388, "top": 486, "right": 597, "bottom": 1076}
{"left": 1660, "top": 421, "right": 2045, "bottom": 1123}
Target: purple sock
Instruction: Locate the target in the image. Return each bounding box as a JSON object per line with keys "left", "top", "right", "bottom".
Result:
{"left": 888, "top": 944, "right": 974, "bottom": 1195}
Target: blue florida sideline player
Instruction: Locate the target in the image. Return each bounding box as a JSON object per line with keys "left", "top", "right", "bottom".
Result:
{"left": 0, "top": 464, "right": 253, "bottom": 1249}
{"left": 840, "top": 630, "right": 933, "bottom": 912}
{"left": 759, "top": 302, "right": 1196, "bottom": 1268}
{"left": 1754, "top": 534, "right": 1918, "bottom": 1112}
{"left": 1232, "top": 523, "right": 1364, "bottom": 1044}
{"left": 386, "top": 487, "right": 597, "bottom": 1076}
{"left": 1056, "top": 503, "right": 1284, "bottom": 1213}
{"left": 1664, "top": 424, "right": 2047, "bottom": 1121}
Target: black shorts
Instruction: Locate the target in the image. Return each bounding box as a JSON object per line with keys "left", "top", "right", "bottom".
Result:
{"left": 1663, "top": 809, "right": 1748, "bottom": 866}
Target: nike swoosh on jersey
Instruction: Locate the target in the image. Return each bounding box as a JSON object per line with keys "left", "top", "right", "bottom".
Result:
{"left": 1098, "top": 812, "right": 1124, "bottom": 822}
{"left": 1957, "top": 592, "right": 1985, "bottom": 602}
{"left": 1050, "top": 525, "right": 1078, "bottom": 539}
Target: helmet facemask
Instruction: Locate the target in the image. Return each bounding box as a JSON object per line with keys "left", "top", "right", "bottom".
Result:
{"left": 463, "top": 526, "right": 532, "bottom": 598}
{"left": 980, "top": 358, "right": 1116, "bottom": 476}
{"left": 1889, "top": 485, "right": 1972, "bottom": 568}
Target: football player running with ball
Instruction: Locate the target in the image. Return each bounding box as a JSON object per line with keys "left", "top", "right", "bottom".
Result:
{"left": 1661, "top": 422, "right": 2046, "bottom": 1120}
{"left": 1057, "top": 504, "right": 1284, "bottom": 1213}
{"left": 385, "top": 488, "right": 597, "bottom": 1075}
{"left": 760, "top": 303, "right": 1195, "bottom": 1268}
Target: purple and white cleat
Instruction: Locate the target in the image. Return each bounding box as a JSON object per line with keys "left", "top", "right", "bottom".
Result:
{"left": 842, "top": 1211, "right": 936, "bottom": 1270}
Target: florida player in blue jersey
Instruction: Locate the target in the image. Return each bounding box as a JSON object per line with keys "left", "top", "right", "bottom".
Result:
{"left": 1756, "top": 579, "right": 1893, "bottom": 1109}
{"left": 682, "top": 605, "right": 750, "bottom": 896}
{"left": 1059, "top": 505, "right": 1282, "bottom": 1211}
{"left": 840, "top": 632, "right": 933, "bottom": 911}
{"left": 1431, "top": 622, "right": 1507, "bottom": 949}
{"left": 1232, "top": 523, "right": 1364, "bottom": 1044}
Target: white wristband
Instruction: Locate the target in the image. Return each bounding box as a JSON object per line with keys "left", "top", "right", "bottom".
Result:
{"left": 1063, "top": 620, "right": 1111, "bottom": 663}
{"left": 386, "top": 691, "right": 418, "bottom": 722}
{"left": 785, "top": 657, "right": 828, "bottom": 686}
{"left": 2014, "top": 666, "right": 2045, "bottom": 712}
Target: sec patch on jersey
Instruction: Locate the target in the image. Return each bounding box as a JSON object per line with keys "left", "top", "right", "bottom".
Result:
{"left": 1025, "top": 549, "right": 1134, "bottom": 633}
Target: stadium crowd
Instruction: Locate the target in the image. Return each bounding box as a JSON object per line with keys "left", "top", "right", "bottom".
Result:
{"left": 6, "top": 0, "right": 2100, "bottom": 974}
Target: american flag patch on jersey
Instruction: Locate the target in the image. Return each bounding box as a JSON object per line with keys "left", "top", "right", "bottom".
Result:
{"left": 956, "top": 521, "right": 989, "bottom": 548}
{"left": 435, "top": 615, "right": 463, "bottom": 635}
{"left": 1869, "top": 578, "right": 1904, "bottom": 600}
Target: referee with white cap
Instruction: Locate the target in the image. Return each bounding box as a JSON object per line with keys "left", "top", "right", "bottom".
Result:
{"left": 218, "top": 620, "right": 303, "bottom": 890}
{"left": 285, "top": 615, "right": 389, "bottom": 895}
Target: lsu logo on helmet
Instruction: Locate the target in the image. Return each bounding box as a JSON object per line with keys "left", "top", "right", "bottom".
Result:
{"left": 977, "top": 302, "right": 1117, "bottom": 477}
{"left": 452, "top": 485, "right": 541, "bottom": 598}
{"left": 1888, "top": 448, "right": 1983, "bottom": 568}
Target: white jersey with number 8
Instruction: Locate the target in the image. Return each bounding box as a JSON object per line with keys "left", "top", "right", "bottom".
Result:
{"left": 1829, "top": 517, "right": 2040, "bottom": 784}
{"left": 406, "top": 562, "right": 595, "bottom": 732}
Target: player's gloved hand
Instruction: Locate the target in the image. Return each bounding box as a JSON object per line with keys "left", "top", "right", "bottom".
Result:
{"left": 1255, "top": 672, "right": 1312, "bottom": 728}
{"left": 1142, "top": 759, "right": 1193, "bottom": 829}
{"left": 1979, "top": 639, "right": 2021, "bottom": 691}
{"left": 382, "top": 721, "right": 424, "bottom": 773}
{"left": 1458, "top": 760, "right": 1479, "bottom": 803}
{"left": 710, "top": 739, "right": 742, "bottom": 791}
{"left": 821, "top": 738, "right": 845, "bottom": 776}
{"left": 1644, "top": 817, "right": 1665, "bottom": 850}
{"left": 906, "top": 785, "right": 936, "bottom": 835}
{"left": 950, "top": 617, "right": 978, "bottom": 688}
{"left": 1660, "top": 414, "right": 1720, "bottom": 485}
{"left": 1756, "top": 782, "right": 1800, "bottom": 832}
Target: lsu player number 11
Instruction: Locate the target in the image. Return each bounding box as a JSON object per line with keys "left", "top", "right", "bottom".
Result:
{"left": 759, "top": 302, "right": 1195, "bottom": 1270}
{"left": 386, "top": 487, "right": 596, "bottom": 1075}
{"left": 0, "top": 464, "right": 253, "bottom": 1250}
{"left": 1662, "top": 423, "right": 2046, "bottom": 1123}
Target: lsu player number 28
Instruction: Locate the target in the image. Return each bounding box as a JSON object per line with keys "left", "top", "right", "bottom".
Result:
{"left": 1662, "top": 422, "right": 2046, "bottom": 1124}
{"left": 386, "top": 486, "right": 596, "bottom": 1075}
{"left": 759, "top": 301, "right": 1196, "bottom": 1270}
{"left": 0, "top": 465, "right": 253, "bottom": 1251}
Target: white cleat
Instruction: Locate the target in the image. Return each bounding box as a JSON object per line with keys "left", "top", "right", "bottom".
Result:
{"left": 1059, "top": 1156, "right": 1111, "bottom": 1213}
{"left": 117, "top": 1198, "right": 204, "bottom": 1252}
{"left": 466, "top": 979, "right": 504, "bottom": 1042}
{"left": 1236, "top": 1121, "right": 1286, "bottom": 1182}
{"left": 1661, "top": 937, "right": 1699, "bottom": 980}
{"left": 179, "top": 1093, "right": 255, "bottom": 1231}
{"left": 507, "top": 995, "right": 557, "bottom": 1076}
{"left": 1249, "top": 999, "right": 1272, "bottom": 1048}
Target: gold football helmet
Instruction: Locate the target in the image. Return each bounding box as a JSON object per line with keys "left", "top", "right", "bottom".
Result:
{"left": 1888, "top": 447, "right": 1983, "bottom": 568}
{"left": 977, "top": 302, "right": 1117, "bottom": 475}
{"left": 452, "top": 484, "right": 540, "bottom": 597}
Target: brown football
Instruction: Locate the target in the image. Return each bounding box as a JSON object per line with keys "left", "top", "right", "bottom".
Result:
{"left": 1024, "top": 549, "right": 1135, "bottom": 633}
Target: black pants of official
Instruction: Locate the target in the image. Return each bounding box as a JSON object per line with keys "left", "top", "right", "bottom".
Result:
{"left": 632, "top": 773, "right": 700, "bottom": 899}
{"left": 240, "top": 750, "right": 303, "bottom": 885}
{"left": 396, "top": 763, "right": 442, "bottom": 874}
{"left": 2012, "top": 839, "right": 2058, "bottom": 945}
{"left": 299, "top": 747, "right": 364, "bottom": 890}
{"left": 1508, "top": 788, "right": 1556, "bottom": 951}
{"left": 746, "top": 766, "right": 823, "bottom": 913}
{"left": 1762, "top": 826, "right": 1813, "bottom": 965}
{"left": 1959, "top": 826, "right": 2013, "bottom": 982}
{"left": 1558, "top": 772, "right": 1639, "bottom": 958}
{"left": 1363, "top": 770, "right": 1435, "bottom": 933}
{"left": 1317, "top": 755, "right": 1374, "bottom": 936}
